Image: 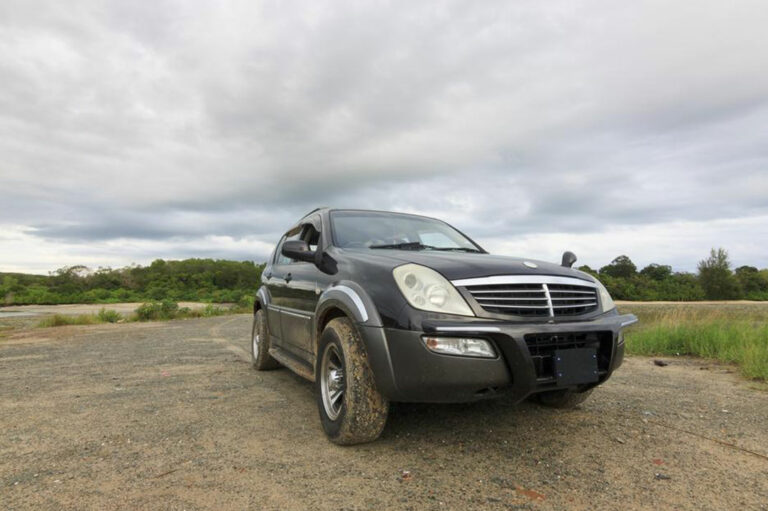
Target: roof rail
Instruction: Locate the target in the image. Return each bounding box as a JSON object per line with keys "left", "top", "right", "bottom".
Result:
{"left": 301, "top": 206, "right": 327, "bottom": 218}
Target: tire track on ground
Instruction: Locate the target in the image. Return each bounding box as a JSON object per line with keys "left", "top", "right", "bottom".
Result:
{"left": 206, "top": 315, "right": 252, "bottom": 362}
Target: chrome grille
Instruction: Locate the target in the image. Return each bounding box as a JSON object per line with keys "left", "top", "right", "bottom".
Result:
{"left": 452, "top": 276, "right": 599, "bottom": 318}
{"left": 547, "top": 283, "right": 599, "bottom": 316}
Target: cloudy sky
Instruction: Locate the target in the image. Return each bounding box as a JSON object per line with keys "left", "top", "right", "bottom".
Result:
{"left": 2, "top": 0, "right": 767, "bottom": 274}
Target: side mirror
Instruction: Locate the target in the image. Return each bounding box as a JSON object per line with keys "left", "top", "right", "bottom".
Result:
{"left": 282, "top": 240, "right": 316, "bottom": 263}
{"left": 561, "top": 251, "right": 577, "bottom": 268}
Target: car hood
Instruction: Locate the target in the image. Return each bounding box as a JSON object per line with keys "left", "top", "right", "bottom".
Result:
{"left": 340, "top": 249, "right": 594, "bottom": 283}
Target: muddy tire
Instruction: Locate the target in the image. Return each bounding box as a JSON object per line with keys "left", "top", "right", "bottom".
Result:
{"left": 315, "top": 317, "right": 389, "bottom": 445}
{"left": 535, "top": 388, "right": 593, "bottom": 408}
{"left": 251, "top": 309, "right": 280, "bottom": 370}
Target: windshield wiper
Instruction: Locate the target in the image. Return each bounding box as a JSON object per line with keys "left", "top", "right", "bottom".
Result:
{"left": 369, "top": 242, "right": 429, "bottom": 250}
{"left": 429, "top": 247, "right": 483, "bottom": 253}
{"left": 369, "top": 242, "right": 482, "bottom": 253}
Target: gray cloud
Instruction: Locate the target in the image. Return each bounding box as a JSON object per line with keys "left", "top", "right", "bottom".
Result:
{"left": 1, "top": 0, "right": 768, "bottom": 272}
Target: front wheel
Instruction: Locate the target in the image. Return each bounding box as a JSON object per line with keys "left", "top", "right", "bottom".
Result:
{"left": 316, "top": 317, "right": 388, "bottom": 445}
{"left": 534, "top": 388, "right": 593, "bottom": 408}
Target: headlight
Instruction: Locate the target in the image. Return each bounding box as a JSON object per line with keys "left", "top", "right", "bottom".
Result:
{"left": 393, "top": 263, "right": 474, "bottom": 316}
{"left": 595, "top": 279, "right": 615, "bottom": 312}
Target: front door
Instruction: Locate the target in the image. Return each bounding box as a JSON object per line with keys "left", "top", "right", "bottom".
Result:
{"left": 272, "top": 220, "right": 322, "bottom": 361}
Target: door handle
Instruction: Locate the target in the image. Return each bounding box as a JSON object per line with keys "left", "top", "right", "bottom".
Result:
{"left": 284, "top": 273, "right": 292, "bottom": 283}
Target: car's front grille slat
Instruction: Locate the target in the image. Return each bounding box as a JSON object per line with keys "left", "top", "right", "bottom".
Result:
{"left": 459, "top": 277, "right": 599, "bottom": 318}
{"left": 552, "top": 302, "right": 597, "bottom": 308}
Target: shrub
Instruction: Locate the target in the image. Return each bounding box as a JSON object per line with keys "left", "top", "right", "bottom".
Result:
{"left": 97, "top": 308, "right": 122, "bottom": 323}
{"left": 38, "top": 314, "right": 99, "bottom": 327}
{"left": 160, "top": 300, "right": 179, "bottom": 316}
{"left": 237, "top": 294, "right": 255, "bottom": 311}
{"left": 202, "top": 304, "right": 225, "bottom": 317}
{"left": 136, "top": 301, "right": 180, "bottom": 321}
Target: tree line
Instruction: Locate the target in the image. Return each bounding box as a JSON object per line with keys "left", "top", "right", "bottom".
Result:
{"left": 578, "top": 248, "right": 768, "bottom": 301}
{"left": 1, "top": 248, "right": 766, "bottom": 306}
{"left": 0, "top": 259, "right": 264, "bottom": 306}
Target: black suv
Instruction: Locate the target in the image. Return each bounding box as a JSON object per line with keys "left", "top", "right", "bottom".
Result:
{"left": 252, "top": 208, "right": 637, "bottom": 444}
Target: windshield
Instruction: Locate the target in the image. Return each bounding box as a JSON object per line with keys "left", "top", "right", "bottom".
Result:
{"left": 330, "top": 210, "right": 483, "bottom": 252}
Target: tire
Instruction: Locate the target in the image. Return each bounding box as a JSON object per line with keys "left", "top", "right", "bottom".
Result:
{"left": 251, "top": 309, "right": 280, "bottom": 370}
{"left": 315, "top": 317, "right": 389, "bottom": 445}
{"left": 535, "top": 388, "right": 593, "bottom": 409}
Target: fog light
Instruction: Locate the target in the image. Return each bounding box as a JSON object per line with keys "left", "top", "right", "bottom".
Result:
{"left": 422, "top": 336, "right": 496, "bottom": 358}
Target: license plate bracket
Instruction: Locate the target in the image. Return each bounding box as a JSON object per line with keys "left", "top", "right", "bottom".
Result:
{"left": 554, "top": 348, "right": 599, "bottom": 385}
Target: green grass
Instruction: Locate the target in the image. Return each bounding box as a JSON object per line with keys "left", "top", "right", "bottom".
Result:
{"left": 620, "top": 303, "right": 768, "bottom": 380}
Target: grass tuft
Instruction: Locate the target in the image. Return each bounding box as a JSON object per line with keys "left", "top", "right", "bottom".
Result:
{"left": 38, "top": 314, "right": 100, "bottom": 328}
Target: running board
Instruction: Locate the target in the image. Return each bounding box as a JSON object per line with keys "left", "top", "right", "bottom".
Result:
{"left": 269, "top": 347, "right": 315, "bottom": 382}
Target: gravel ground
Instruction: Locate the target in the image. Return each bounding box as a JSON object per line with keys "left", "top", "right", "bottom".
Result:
{"left": 1, "top": 315, "right": 767, "bottom": 510}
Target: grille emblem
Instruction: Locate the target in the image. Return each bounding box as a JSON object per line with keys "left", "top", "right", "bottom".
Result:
{"left": 523, "top": 261, "right": 538, "bottom": 269}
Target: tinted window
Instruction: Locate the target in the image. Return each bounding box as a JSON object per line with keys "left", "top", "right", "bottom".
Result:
{"left": 275, "top": 230, "right": 302, "bottom": 265}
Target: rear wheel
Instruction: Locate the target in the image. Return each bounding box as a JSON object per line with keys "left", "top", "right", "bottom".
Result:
{"left": 535, "top": 388, "right": 592, "bottom": 408}
{"left": 316, "top": 317, "right": 388, "bottom": 445}
{"left": 251, "top": 309, "right": 280, "bottom": 370}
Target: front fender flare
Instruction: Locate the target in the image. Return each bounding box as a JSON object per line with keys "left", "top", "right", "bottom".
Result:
{"left": 314, "top": 282, "right": 399, "bottom": 398}
{"left": 316, "top": 281, "right": 382, "bottom": 327}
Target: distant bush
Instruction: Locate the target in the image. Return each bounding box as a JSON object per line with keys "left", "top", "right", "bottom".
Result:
{"left": 97, "top": 308, "right": 122, "bottom": 323}
{"left": 202, "top": 304, "right": 225, "bottom": 317}
{"left": 38, "top": 314, "right": 99, "bottom": 327}
{"left": 137, "top": 302, "right": 165, "bottom": 321}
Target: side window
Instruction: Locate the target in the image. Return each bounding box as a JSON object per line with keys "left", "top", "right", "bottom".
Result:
{"left": 275, "top": 230, "right": 302, "bottom": 265}
{"left": 270, "top": 237, "right": 284, "bottom": 265}
{"left": 275, "top": 219, "right": 322, "bottom": 265}
{"left": 304, "top": 224, "right": 321, "bottom": 252}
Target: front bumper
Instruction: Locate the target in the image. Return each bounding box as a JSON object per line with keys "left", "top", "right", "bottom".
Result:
{"left": 359, "top": 313, "right": 637, "bottom": 403}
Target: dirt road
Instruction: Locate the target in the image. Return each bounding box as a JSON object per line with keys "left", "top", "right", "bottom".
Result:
{"left": 1, "top": 316, "right": 766, "bottom": 510}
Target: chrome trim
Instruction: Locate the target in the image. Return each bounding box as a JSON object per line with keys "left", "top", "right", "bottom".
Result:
{"left": 453, "top": 275, "right": 598, "bottom": 318}
{"left": 620, "top": 318, "right": 639, "bottom": 328}
{"left": 435, "top": 326, "right": 501, "bottom": 332}
{"left": 281, "top": 308, "right": 312, "bottom": 319}
{"left": 475, "top": 303, "right": 549, "bottom": 309}
{"left": 267, "top": 304, "right": 312, "bottom": 318}
{"left": 475, "top": 297, "right": 549, "bottom": 301}
{"left": 470, "top": 289, "right": 549, "bottom": 294}
{"left": 542, "top": 283, "right": 554, "bottom": 319}
{"left": 451, "top": 275, "right": 597, "bottom": 287}
{"left": 554, "top": 302, "right": 597, "bottom": 308}
{"left": 333, "top": 285, "right": 369, "bottom": 322}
